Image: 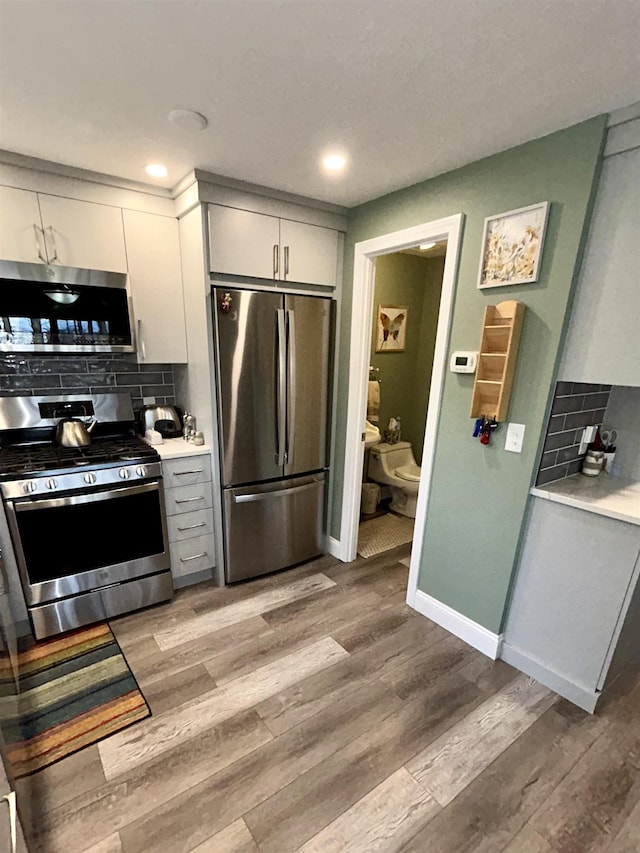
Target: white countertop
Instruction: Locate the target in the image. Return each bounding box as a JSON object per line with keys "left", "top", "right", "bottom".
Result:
{"left": 531, "top": 473, "right": 640, "bottom": 527}
{"left": 145, "top": 438, "right": 211, "bottom": 460}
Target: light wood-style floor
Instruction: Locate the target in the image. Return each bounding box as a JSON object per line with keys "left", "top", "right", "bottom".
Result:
{"left": 19, "top": 544, "right": 640, "bottom": 853}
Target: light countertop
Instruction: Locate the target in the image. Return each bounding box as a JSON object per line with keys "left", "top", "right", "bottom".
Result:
{"left": 145, "top": 438, "right": 211, "bottom": 460}
{"left": 531, "top": 473, "right": 640, "bottom": 527}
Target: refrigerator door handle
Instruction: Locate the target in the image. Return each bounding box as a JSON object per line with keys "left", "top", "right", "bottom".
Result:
{"left": 286, "top": 308, "right": 296, "bottom": 466}
{"left": 276, "top": 308, "right": 287, "bottom": 466}
{"left": 233, "top": 480, "right": 320, "bottom": 503}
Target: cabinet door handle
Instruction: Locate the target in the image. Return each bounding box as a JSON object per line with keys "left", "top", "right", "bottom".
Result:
{"left": 175, "top": 496, "right": 204, "bottom": 504}
{"left": 273, "top": 244, "right": 279, "bottom": 279}
{"left": 173, "top": 469, "right": 204, "bottom": 476}
{"left": 33, "top": 224, "right": 46, "bottom": 262}
{"left": 180, "top": 551, "right": 208, "bottom": 562}
{"left": 284, "top": 245, "right": 289, "bottom": 279}
{"left": 137, "top": 319, "right": 146, "bottom": 360}
{"left": 46, "top": 225, "right": 59, "bottom": 262}
{"left": 177, "top": 521, "right": 207, "bottom": 532}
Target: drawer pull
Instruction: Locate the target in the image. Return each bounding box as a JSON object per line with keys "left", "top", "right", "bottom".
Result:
{"left": 173, "top": 469, "right": 204, "bottom": 476}
{"left": 177, "top": 521, "right": 207, "bottom": 532}
{"left": 175, "top": 496, "right": 204, "bottom": 504}
{"left": 180, "top": 551, "right": 208, "bottom": 562}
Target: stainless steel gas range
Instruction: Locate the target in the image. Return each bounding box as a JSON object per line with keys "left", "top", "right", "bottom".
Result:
{"left": 0, "top": 393, "right": 172, "bottom": 639}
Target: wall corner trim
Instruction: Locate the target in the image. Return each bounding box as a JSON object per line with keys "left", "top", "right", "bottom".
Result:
{"left": 327, "top": 537, "right": 343, "bottom": 559}
{"left": 411, "top": 590, "right": 503, "bottom": 659}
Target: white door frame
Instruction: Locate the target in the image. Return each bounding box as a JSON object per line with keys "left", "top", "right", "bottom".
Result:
{"left": 339, "top": 213, "right": 464, "bottom": 608}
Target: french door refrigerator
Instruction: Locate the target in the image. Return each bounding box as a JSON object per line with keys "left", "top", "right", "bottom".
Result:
{"left": 213, "top": 287, "right": 332, "bottom": 583}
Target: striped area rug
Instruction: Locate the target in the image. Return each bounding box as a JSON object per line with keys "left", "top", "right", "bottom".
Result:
{"left": 0, "top": 623, "right": 150, "bottom": 777}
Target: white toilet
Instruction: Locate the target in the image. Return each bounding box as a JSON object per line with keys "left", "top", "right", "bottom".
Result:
{"left": 367, "top": 441, "right": 421, "bottom": 518}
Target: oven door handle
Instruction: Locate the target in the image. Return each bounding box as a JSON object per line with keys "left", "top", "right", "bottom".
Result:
{"left": 12, "top": 481, "right": 161, "bottom": 512}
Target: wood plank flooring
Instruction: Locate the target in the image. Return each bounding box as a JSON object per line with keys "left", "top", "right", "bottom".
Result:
{"left": 17, "top": 543, "right": 640, "bottom": 853}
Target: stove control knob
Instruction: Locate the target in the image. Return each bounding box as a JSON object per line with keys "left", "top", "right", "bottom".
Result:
{"left": 23, "top": 481, "right": 37, "bottom": 494}
{"left": 135, "top": 465, "right": 147, "bottom": 478}
{"left": 119, "top": 468, "right": 131, "bottom": 480}
{"left": 45, "top": 478, "right": 58, "bottom": 490}
{"left": 83, "top": 472, "right": 97, "bottom": 485}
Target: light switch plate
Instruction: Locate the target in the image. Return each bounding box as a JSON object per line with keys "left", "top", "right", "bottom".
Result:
{"left": 505, "top": 422, "right": 525, "bottom": 453}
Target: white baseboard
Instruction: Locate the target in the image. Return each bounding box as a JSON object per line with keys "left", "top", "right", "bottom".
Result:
{"left": 327, "top": 536, "right": 343, "bottom": 559}
{"left": 500, "top": 643, "right": 599, "bottom": 713}
{"left": 412, "top": 590, "right": 503, "bottom": 659}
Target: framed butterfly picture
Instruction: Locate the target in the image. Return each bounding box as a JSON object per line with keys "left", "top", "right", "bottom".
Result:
{"left": 375, "top": 305, "right": 408, "bottom": 352}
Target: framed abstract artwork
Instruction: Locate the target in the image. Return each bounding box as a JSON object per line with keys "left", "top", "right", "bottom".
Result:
{"left": 477, "top": 201, "right": 549, "bottom": 289}
{"left": 375, "top": 305, "right": 408, "bottom": 352}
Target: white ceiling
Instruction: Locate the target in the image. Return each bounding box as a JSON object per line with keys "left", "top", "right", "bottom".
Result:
{"left": 0, "top": 0, "right": 638, "bottom": 207}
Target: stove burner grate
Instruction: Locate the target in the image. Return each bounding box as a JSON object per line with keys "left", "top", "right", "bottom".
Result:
{"left": 0, "top": 435, "right": 159, "bottom": 480}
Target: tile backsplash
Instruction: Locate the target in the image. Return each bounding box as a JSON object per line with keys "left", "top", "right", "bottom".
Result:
{"left": 536, "top": 381, "right": 612, "bottom": 486}
{"left": 0, "top": 353, "right": 176, "bottom": 414}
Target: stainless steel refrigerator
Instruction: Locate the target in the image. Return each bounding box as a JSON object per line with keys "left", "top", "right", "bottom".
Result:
{"left": 212, "top": 287, "right": 332, "bottom": 583}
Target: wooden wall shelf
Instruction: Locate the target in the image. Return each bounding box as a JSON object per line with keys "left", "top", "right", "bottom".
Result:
{"left": 470, "top": 300, "right": 525, "bottom": 422}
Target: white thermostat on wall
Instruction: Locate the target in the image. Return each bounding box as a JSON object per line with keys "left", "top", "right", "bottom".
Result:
{"left": 449, "top": 351, "right": 478, "bottom": 374}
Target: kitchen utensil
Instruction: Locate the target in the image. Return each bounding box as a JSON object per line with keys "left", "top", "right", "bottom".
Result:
{"left": 55, "top": 415, "right": 97, "bottom": 447}
{"left": 183, "top": 412, "right": 196, "bottom": 442}
{"left": 139, "top": 405, "right": 182, "bottom": 438}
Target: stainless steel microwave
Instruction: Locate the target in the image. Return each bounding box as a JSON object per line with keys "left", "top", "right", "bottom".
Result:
{"left": 0, "top": 260, "right": 135, "bottom": 353}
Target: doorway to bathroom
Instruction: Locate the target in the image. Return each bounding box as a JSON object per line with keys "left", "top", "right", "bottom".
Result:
{"left": 339, "top": 213, "right": 464, "bottom": 611}
{"left": 358, "top": 242, "right": 447, "bottom": 559}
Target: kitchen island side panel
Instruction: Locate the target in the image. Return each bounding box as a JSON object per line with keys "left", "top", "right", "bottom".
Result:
{"left": 503, "top": 497, "right": 640, "bottom": 694}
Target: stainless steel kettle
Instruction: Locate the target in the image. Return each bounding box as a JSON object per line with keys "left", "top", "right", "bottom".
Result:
{"left": 56, "top": 416, "right": 97, "bottom": 448}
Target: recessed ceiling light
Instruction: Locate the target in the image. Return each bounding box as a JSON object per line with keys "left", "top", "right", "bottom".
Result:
{"left": 168, "top": 109, "right": 209, "bottom": 132}
{"left": 419, "top": 242, "right": 437, "bottom": 251}
{"left": 145, "top": 164, "right": 168, "bottom": 178}
{"left": 322, "top": 154, "right": 347, "bottom": 172}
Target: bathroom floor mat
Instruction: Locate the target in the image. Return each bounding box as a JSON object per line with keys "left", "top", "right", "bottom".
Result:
{"left": 357, "top": 513, "right": 414, "bottom": 558}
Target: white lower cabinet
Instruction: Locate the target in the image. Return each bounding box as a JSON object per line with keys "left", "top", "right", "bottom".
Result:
{"left": 503, "top": 498, "right": 640, "bottom": 711}
{"left": 162, "top": 454, "right": 215, "bottom": 586}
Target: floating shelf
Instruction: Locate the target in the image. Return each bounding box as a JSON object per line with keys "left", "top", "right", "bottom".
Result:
{"left": 470, "top": 300, "right": 525, "bottom": 422}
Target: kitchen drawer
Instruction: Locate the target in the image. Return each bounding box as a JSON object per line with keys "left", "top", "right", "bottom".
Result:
{"left": 163, "top": 455, "right": 212, "bottom": 488}
{"left": 170, "top": 533, "right": 215, "bottom": 578}
{"left": 167, "top": 508, "right": 214, "bottom": 543}
{"left": 164, "top": 482, "right": 213, "bottom": 516}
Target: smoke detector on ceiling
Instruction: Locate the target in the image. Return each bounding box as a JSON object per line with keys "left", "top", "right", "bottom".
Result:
{"left": 168, "top": 109, "right": 209, "bottom": 132}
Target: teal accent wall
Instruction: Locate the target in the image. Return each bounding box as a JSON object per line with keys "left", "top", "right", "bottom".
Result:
{"left": 331, "top": 116, "right": 607, "bottom": 633}
{"left": 369, "top": 254, "right": 443, "bottom": 462}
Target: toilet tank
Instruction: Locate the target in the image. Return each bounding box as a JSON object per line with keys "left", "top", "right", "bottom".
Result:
{"left": 369, "top": 441, "right": 413, "bottom": 478}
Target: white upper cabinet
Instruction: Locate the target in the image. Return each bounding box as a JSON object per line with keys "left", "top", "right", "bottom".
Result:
{"left": 208, "top": 203, "right": 340, "bottom": 287}
{"left": 123, "top": 209, "right": 188, "bottom": 364}
{"left": 209, "top": 206, "right": 280, "bottom": 280}
{"left": 0, "top": 186, "right": 47, "bottom": 263}
{"left": 38, "top": 195, "right": 128, "bottom": 272}
{"left": 560, "top": 144, "right": 640, "bottom": 386}
{"left": 279, "top": 219, "right": 339, "bottom": 287}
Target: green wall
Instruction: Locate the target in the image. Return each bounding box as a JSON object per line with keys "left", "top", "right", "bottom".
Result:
{"left": 369, "top": 254, "right": 443, "bottom": 462}
{"left": 332, "top": 116, "right": 607, "bottom": 633}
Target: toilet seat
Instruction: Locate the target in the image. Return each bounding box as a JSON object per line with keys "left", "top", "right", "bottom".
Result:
{"left": 395, "top": 463, "right": 420, "bottom": 482}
